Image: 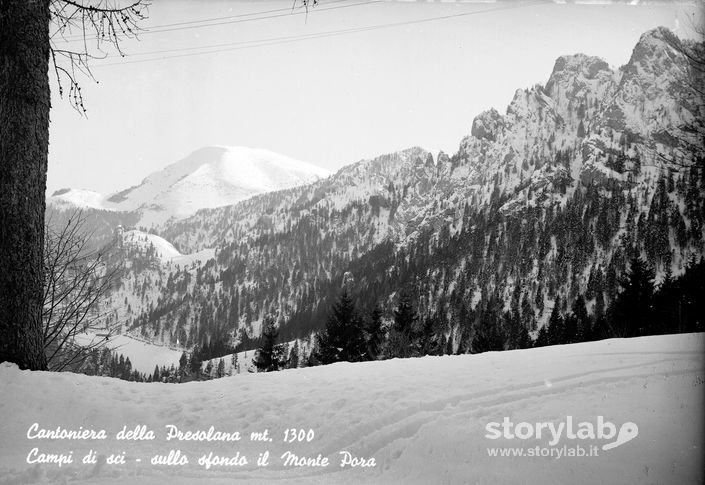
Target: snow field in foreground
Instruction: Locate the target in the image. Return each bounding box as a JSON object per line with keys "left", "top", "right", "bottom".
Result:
{"left": 0, "top": 333, "right": 703, "bottom": 485}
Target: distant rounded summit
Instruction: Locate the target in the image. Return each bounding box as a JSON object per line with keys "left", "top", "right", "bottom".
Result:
{"left": 49, "top": 146, "right": 331, "bottom": 227}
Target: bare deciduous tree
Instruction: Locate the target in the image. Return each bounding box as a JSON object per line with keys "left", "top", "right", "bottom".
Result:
{"left": 656, "top": 12, "right": 705, "bottom": 172}
{"left": 1, "top": 0, "right": 316, "bottom": 371}
{"left": 43, "top": 211, "right": 119, "bottom": 371}
{"left": 1, "top": 0, "right": 148, "bottom": 371}
{"left": 49, "top": 0, "right": 149, "bottom": 113}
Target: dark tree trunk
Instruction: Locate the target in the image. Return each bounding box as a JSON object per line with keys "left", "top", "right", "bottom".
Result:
{"left": 0, "top": 0, "right": 51, "bottom": 370}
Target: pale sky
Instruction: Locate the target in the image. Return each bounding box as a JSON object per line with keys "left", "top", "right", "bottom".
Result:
{"left": 46, "top": 0, "right": 699, "bottom": 195}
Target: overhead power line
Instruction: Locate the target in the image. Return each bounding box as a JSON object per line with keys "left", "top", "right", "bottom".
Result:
{"left": 94, "top": 1, "right": 543, "bottom": 68}
{"left": 55, "top": 0, "right": 358, "bottom": 42}
{"left": 97, "top": 0, "right": 381, "bottom": 59}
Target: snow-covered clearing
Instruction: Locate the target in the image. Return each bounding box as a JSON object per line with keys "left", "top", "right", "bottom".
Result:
{"left": 122, "top": 230, "right": 215, "bottom": 267}
{"left": 73, "top": 333, "right": 184, "bottom": 375}
{"left": 1, "top": 333, "right": 703, "bottom": 484}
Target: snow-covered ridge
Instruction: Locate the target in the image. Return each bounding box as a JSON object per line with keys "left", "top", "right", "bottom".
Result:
{"left": 121, "top": 229, "right": 214, "bottom": 267}
{"left": 49, "top": 188, "right": 110, "bottom": 211}
{"left": 140, "top": 27, "right": 704, "bottom": 344}
{"left": 48, "top": 146, "right": 331, "bottom": 228}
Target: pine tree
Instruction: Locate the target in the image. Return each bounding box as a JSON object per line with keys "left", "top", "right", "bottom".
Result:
{"left": 315, "top": 289, "right": 367, "bottom": 364}
{"left": 590, "top": 315, "right": 609, "bottom": 341}
{"left": 123, "top": 357, "right": 132, "bottom": 381}
{"left": 571, "top": 296, "right": 590, "bottom": 342}
{"left": 534, "top": 284, "right": 545, "bottom": 315}
{"left": 287, "top": 341, "right": 300, "bottom": 369}
{"left": 503, "top": 310, "right": 525, "bottom": 350}
{"left": 655, "top": 257, "right": 704, "bottom": 334}
{"left": 190, "top": 346, "right": 202, "bottom": 376}
{"left": 365, "top": 306, "right": 385, "bottom": 360}
{"left": 216, "top": 358, "right": 225, "bottom": 378}
{"left": 393, "top": 291, "right": 416, "bottom": 333}
{"left": 445, "top": 335, "right": 454, "bottom": 355}
{"left": 609, "top": 257, "right": 655, "bottom": 337}
{"left": 230, "top": 352, "right": 239, "bottom": 375}
{"left": 534, "top": 325, "right": 549, "bottom": 347}
{"left": 655, "top": 266, "right": 677, "bottom": 334}
{"left": 203, "top": 360, "right": 213, "bottom": 380}
{"left": 306, "top": 344, "right": 321, "bottom": 367}
{"left": 254, "top": 316, "right": 283, "bottom": 372}
{"left": 472, "top": 316, "right": 505, "bottom": 353}
{"left": 386, "top": 290, "right": 419, "bottom": 358}
{"left": 563, "top": 314, "right": 578, "bottom": 344}
{"left": 678, "top": 258, "right": 704, "bottom": 333}
{"left": 546, "top": 297, "right": 565, "bottom": 345}
{"left": 520, "top": 294, "right": 536, "bottom": 331}
{"left": 455, "top": 303, "right": 474, "bottom": 354}
{"left": 471, "top": 295, "right": 505, "bottom": 353}
{"left": 178, "top": 351, "right": 189, "bottom": 378}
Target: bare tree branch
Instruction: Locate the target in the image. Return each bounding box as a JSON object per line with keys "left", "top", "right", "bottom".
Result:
{"left": 43, "top": 211, "right": 123, "bottom": 371}
{"left": 49, "top": 0, "right": 150, "bottom": 113}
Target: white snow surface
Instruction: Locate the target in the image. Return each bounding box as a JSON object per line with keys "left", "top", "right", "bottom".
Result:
{"left": 49, "top": 189, "right": 110, "bottom": 211}
{"left": 123, "top": 230, "right": 182, "bottom": 260}
{"left": 73, "top": 333, "right": 184, "bottom": 375}
{"left": 48, "top": 146, "right": 331, "bottom": 227}
{"left": 1, "top": 333, "right": 703, "bottom": 484}
{"left": 122, "top": 230, "right": 215, "bottom": 267}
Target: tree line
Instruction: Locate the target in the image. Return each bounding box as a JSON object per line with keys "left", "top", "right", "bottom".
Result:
{"left": 253, "top": 256, "right": 704, "bottom": 372}
{"left": 77, "top": 254, "right": 702, "bottom": 382}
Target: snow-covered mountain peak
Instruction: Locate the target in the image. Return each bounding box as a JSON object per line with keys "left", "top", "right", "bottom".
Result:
{"left": 212, "top": 145, "right": 331, "bottom": 191}
{"left": 592, "top": 27, "right": 703, "bottom": 149}
{"left": 543, "top": 53, "right": 614, "bottom": 115}
{"left": 471, "top": 108, "right": 506, "bottom": 142}
{"left": 450, "top": 26, "right": 698, "bottom": 222}
{"left": 49, "top": 146, "right": 331, "bottom": 228}
{"left": 547, "top": 53, "right": 611, "bottom": 85}
{"left": 49, "top": 188, "right": 109, "bottom": 211}
{"left": 107, "top": 146, "right": 329, "bottom": 210}
{"left": 621, "top": 26, "right": 697, "bottom": 96}
{"left": 627, "top": 26, "right": 681, "bottom": 68}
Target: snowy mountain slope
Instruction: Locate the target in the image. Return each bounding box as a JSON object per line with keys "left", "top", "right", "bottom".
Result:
{"left": 84, "top": 228, "right": 218, "bottom": 350}
{"left": 48, "top": 146, "right": 331, "bottom": 228}
{"left": 117, "top": 27, "right": 704, "bottom": 351}
{"left": 162, "top": 146, "right": 437, "bottom": 253}
{"left": 165, "top": 29, "right": 702, "bottom": 255}
{"left": 1, "top": 333, "right": 702, "bottom": 484}
{"left": 456, "top": 27, "right": 703, "bottom": 216}
{"left": 49, "top": 188, "right": 110, "bottom": 211}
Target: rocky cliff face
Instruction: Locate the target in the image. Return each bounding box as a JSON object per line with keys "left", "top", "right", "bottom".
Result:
{"left": 89, "top": 28, "right": 703, "bottom": 352}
